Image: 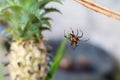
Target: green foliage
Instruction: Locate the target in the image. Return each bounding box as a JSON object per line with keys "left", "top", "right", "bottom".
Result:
{"left": 46, "top": 39, "right": 67, "bottom": 80}
{"left": 38, "top": 0, "right": 62, "bottom": 9}
{"left": 0, "top": 0, "right": 61, "bottom": 41}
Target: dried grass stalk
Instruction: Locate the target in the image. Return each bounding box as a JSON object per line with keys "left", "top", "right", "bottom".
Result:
{"left": 75, "top": 0, "right": 120, "bottom": 20}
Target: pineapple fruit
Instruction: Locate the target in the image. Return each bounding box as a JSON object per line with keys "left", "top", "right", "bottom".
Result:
{"left": 0, "top": 0, "right": 61, "bottom": 80}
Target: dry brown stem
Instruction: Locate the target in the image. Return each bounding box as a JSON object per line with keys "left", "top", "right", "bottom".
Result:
{"left": 75, "top": 0, "right": 120, "bottom": 20}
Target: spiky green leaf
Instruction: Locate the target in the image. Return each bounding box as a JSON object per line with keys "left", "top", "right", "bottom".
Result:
{"left": 0, "top": 0, "right": 61, "bottom": 41}
{"left": 41, "top": 7, "right": 61, "bottom": 17}
{"left": 39, "top": 26, "right": 50, "bottom": 31}
{"left": 46, "top": 39, "right": 67, "bottom": 80}
{"left": 41, "top": 17, "right": 52, "bottom": 21}
{"left": 38, "top": 0, "right": 62, "bottom": 9}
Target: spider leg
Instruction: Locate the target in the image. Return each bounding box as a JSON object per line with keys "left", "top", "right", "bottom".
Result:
{"left": 75, "top": 44, "right": 78, "bottom": 47}
{"left": 78, "top": 29, "right": 83, "bottom": 38}
{"left": 64, "top": 30, "right": 68, "bottom": 39}
{"left": 70, "top": 28, "right": 74, "bottom": 35}
{"left": 72, "top": 44, "right": 77, "bottom": 49}
{"left": 64, "top": 35, "right": 67, "bottom": 38}
{"left": 71, "top": 43, "right": 75, "bottom": 49}
{"left": 76, "top": 29, "right": 79, "bottom": 36}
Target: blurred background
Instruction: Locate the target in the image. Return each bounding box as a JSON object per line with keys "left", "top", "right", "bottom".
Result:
{"left": 1, "top": 0, "right": 120, "bottom": 80}
{"left": 43, "top": 0, "right": 120, "bottom": 61}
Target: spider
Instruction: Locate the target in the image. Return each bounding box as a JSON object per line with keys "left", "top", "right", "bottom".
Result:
{"left": 64, "top": 28, "right": 84, "bottom": 48}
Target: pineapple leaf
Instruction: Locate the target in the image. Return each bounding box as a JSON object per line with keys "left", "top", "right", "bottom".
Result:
{"left": 17, "top": 0, "right": 38, "bottom": 9}
{"left": 7, "top": 0, "right": 15, "bottom": 5}
{"left": 41, "top": 7, "right": 61, "bottom": 17}
{"left": 0, "top": 1, "right": 9, "bottom": 11}
{"left": 29, "top": 14, "right": 40, "bottom": 23}
{"left": 45, "top": 8, "right": 61, "bottom": 13}
{"left": 46, "top": 39, "right": 67, "bottom": 80}
{"left": 20, "top": 14, "right": 29, "bottom": 31}
{"left": 38, "top": 0, "right": 61, "bottom": 9}
{"left": 41, "top": 17, "right": 52, "bottom": 27}
{"left": 0, "top": 5, "right": 30, "bottom": 32}
{"left": 41, "top": 17, "right": 52, "bottom": 21}
{"left": 0, "top": 0, "right": 61, "bottom": 41}
{"left": 42, "top": 20, "right": 51, "bottom": 28}
{"left": 39, "top": 26, "right": 50, "bottom": 31}
{"left": 16, "top": 0, "right": 40, "bottom": 20}
{"left": 25, "top": 24, "right": 38, "bottom": 38}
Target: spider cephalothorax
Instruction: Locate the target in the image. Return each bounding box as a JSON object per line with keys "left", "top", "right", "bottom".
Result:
{"left": 64, "top": 28, "right": 83, "bottom": 48}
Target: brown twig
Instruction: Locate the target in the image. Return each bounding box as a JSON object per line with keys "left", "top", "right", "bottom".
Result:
{"left": 75, "top": 0, "right": 120, "bottom": 20}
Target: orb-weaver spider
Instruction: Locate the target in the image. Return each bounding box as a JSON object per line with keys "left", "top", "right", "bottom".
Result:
{"left": 64, "top": 28, "right": 86, "bottom": 48}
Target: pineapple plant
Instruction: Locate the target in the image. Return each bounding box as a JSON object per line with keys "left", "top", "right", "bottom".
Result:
{"left": 0, "top": 0, "right": 61, "bottom": 80}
